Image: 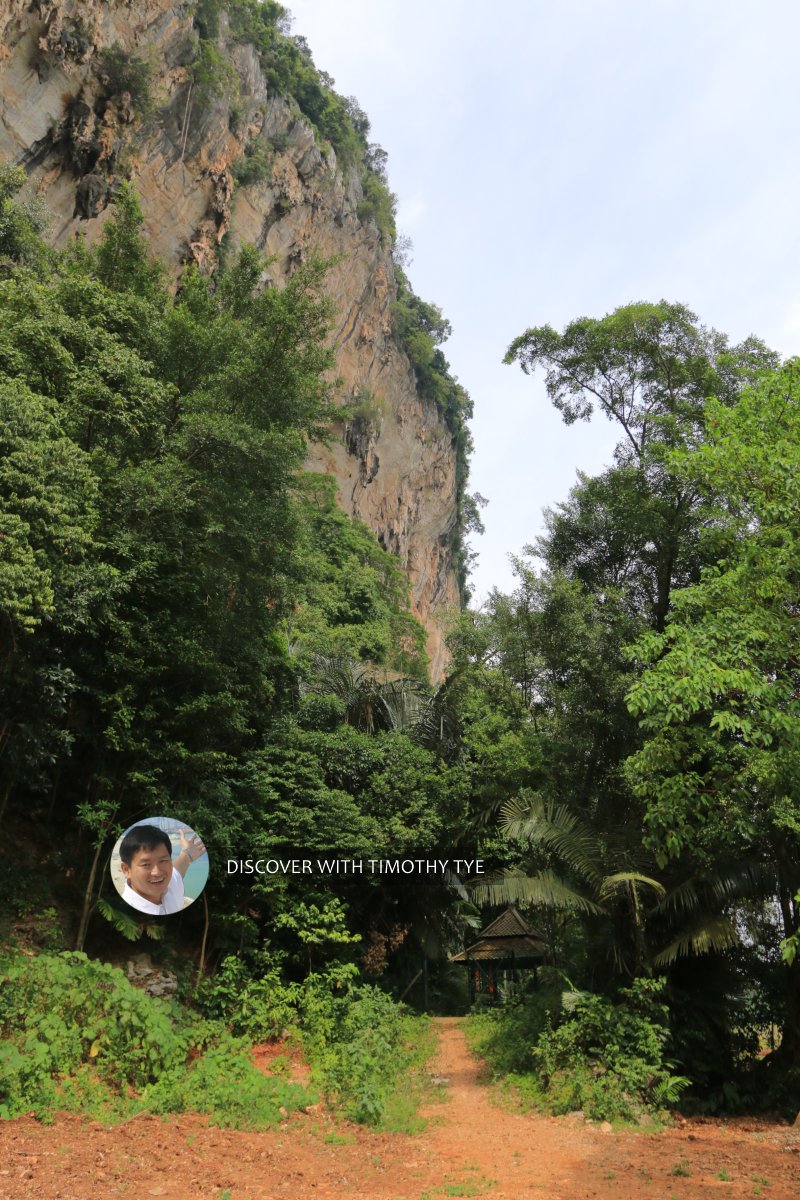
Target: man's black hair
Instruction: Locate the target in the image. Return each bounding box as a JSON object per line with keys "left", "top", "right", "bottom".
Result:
{"left": 119, "top": 823, "right": 172, "bottom": 864}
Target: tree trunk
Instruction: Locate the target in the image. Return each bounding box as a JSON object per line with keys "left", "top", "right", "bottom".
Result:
{"left": 776, "top": 958, "right": 800, "bottom": 1066}
{"left": 75, "top": 836, "right": 105, "bottom": 952}
{"left": 774, "top": 856, "right": 800, "bottom": 1064}
{"left": 653, "top": 540, "right": 675, "bottom": 632}
{"left": 198, "top": 892, "right": 210, "bottom": 978}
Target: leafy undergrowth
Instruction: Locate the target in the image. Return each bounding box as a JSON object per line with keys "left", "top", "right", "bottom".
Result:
{"left": 302, "top": 989, "right": 436, "bottom": 1132}
{"left": 0, "top": 950, "right": 433, "bottom": 1133}
{"left": 466, "top": 978, "right": 688, "bottom": 1125}
{"left": 195, "top": 955, "right": 436, "bottom": 1131}
{"left": 0, "top": 951, "right": 315, "bottom": 1127}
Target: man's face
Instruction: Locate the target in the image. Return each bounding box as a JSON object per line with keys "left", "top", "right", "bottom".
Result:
{"left": 122, "top": 841, "right": 174, "bottom": 904}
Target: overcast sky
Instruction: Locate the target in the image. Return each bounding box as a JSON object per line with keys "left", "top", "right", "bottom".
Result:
{"left": 288, "top": 0, "right": 800, "bottom": 602}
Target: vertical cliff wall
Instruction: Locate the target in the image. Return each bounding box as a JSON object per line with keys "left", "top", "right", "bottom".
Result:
{"left": 0, "top": 0, "right": 463, "bottom": 678}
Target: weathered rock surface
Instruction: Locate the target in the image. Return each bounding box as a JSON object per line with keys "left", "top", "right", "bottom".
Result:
{"left": 0, "top": 0, "right": 460, "bottom": 677}
{"left": 125, "top": 952, "right": 178, "bottom": 997}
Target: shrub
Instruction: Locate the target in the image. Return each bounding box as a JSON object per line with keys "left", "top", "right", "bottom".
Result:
{"left": 531, "top": 979, "right": 689, "bottom": 1121}
{"left": 194, "top": 954, "right": 301, "bottom": 1039}
{"left": 194, "top": 0, "right": 223, "bottom": 40}
{"left": 300, "top": 967, "right": 430, "bottom": 1126}
{"left": 98, "top": 45, "right": 153, "bottom": 115}
{"left": 233, "top": 140, "right": 273, "bottom": 187}
{"left": 468, "top": 978, "right": 689, "bottom": 1123}
{"left": 190, "top": 39, "right": 239, "bottom": 108}
{"left": 0, "top": 951, "right": 186, "bottom": 1118}
{"left": 144, "top": 1037, "right": 315, "bottom": 1129}
{"left": 391, "top": 267, "right": 473, "bottom": 433}
{"left": 357, "top": 171, "right": 397, "bottom": 242}
{"left": 0, "top": 162, "right": 50, "bottom": 268}
{"left": 197, "top": 957, "right": 431, "bottom": 1128}
{"left": 339, "top": 388, "right": 388, "bottom": 436}
{"left": 466, "top": 988, "right": 562, "bottom": 1075}
{"left": 0, "top": 952, "right": 314, "bottom": 1127}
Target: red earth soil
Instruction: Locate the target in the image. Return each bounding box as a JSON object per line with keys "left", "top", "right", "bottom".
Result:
{"left": 1, "top": 1017, "right": 798, "bottom": 1200}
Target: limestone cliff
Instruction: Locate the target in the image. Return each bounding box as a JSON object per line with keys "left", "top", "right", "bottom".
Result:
{"left": 0, "top": 0, "right": 463, "bottom": 678}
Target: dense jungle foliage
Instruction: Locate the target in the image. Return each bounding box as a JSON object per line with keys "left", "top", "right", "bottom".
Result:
{"left": 0, "top": 165, "right": 462, "bottom": 955}
{"left": 2, "top": 0, "right": 800, "bottom": 1128}
{"left": 0, "top": 165, "right": 450, "bottom": 1124}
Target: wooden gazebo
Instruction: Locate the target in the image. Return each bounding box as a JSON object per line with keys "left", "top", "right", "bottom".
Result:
{"left": 451, "top": 905, "right": 547, "bottom": 1003}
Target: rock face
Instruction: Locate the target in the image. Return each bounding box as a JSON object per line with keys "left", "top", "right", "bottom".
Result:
{"left": 0, "top": 0, "right": 460, "bottom": 678}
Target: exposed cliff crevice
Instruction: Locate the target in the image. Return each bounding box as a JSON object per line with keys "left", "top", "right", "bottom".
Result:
{"left": 0, "top": 0, "right": 464, "bottom": 678}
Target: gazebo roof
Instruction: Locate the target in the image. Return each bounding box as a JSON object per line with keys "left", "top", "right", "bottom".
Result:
{"left": 450, "top": 904, "right": 547, "bottom": 962}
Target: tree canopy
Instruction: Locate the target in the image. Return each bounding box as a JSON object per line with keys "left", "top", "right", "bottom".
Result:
{"left": 625, "top": 360, "right": 800, "bottom": 1057}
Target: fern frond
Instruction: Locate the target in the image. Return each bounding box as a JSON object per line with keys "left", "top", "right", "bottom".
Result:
{"left": 96, "top": 897, "right": 143, "bottom": 941}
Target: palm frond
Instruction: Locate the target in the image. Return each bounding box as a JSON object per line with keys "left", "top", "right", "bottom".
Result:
{"left": 603, "top": 824, "right": 655, "bottom": 873}
{"left": 302, "top": 653, "right": 365, "bottom": 702}
{"left": 653, "top": 914, "right": 741, "bottom": 966}
{"left": 378, "top": 677, "right": 428, "bottom": 729}
{"left": 598, "top": 872, "right": 666, "bottom": 901}
{"left": 654, "top": 863, "right": 774, "bottom": 918}
{"left": 411, "top": 689, "right": 461, "bottom": 757}
{"left": 471, "top": 867, "right": 605, "bottom": 915}
{"left": 303, "top": 654, "right": 457, "bottom": 741}
{"left": 653, "top": 876, "right": 705, "bottom": 918}
{"left": 500, "top": 791, "right": 604, "bottom": 887}
{"left": 444, "top": 869, "right": 471, "bottom": 902}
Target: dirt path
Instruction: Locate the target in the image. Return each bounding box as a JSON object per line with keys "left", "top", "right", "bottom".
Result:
{"left": 1, "top": 1017, "right": 799, "bottom": 1200}
{"left": 418, "top": 1017, "right": 800, "bottom": 1199}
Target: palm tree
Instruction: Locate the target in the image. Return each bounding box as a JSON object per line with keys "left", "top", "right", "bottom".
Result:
{"left": 473, "top": 789, "right": 768, "bottom": 980}
{"left": 300, "top": 653, "right": 460, "bottom": 758}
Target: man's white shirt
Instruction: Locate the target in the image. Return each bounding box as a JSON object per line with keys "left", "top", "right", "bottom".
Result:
{"left": 122, "top": 869, "right": 185, "bottom": 914}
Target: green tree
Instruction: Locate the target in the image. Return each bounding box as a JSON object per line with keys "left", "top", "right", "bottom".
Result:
{"left": 626, "top": 360, "right": 800, "bottom": 1061}
{"left": 467, "top": 303, "right": 789, "bottom": 1093}
{"left": 505, "top": 300, "right": 777, "bottom": 629}
{"left": 0, "top": 188, "right": 337, "bottom": 942}
{"left": 290, "top": 473, "right": 428, "bottom": 674}
{"left": 0, "top": 162, "right": 50, "bottom": 269}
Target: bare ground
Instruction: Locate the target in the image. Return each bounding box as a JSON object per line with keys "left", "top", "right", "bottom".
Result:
{"left": 1, "top": 1017, "right": 798, "bottom": 1200}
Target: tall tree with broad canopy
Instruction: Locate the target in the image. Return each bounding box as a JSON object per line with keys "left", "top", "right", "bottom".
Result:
{"left": 626, "top": 359, "right": 800, "bottom": 1063}
{"left": 505, "top": 301, "right": 778, "bottom": 629}
{"left": 491, "top": 303, "right": 790, "bottom": 1078}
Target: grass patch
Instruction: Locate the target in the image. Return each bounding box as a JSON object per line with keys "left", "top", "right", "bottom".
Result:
{"left": 422, "top": 1176, "right": 498, "bottom": 1199}
{"left": 322, "top": 1128, "right": 356, "bottom": 1145}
